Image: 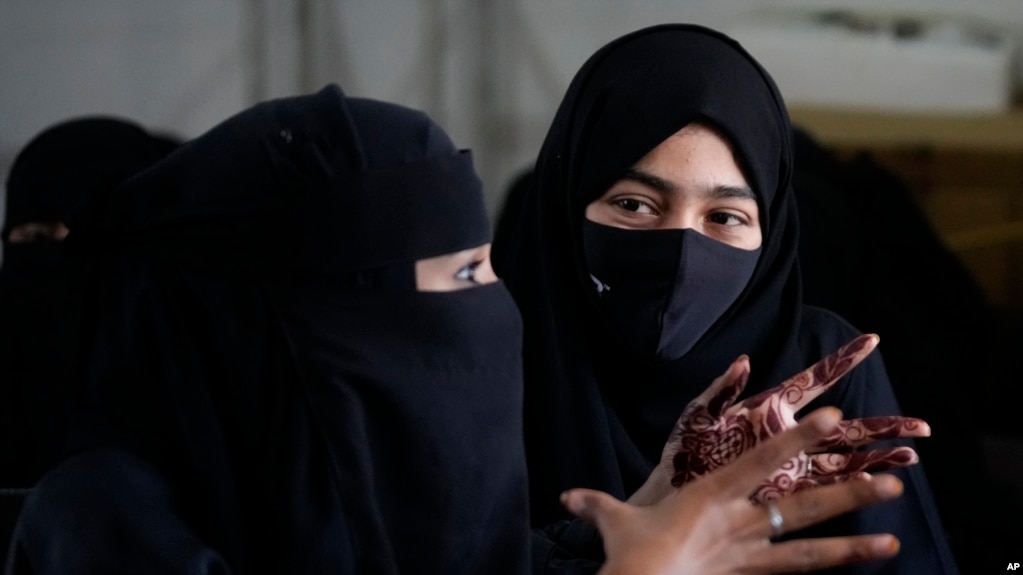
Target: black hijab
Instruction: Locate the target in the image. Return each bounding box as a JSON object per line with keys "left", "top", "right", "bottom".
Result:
{"left": 0, "top": 117, "right": 179, "bottom": 487}
{"left": 494, "top": 21, "right": 801, "bottom": 518}
{"left": 11, "top": 85, "right": 530, "bottom": 575}
{"left": 494, "top": 24, "right": 959, "bottom": 574}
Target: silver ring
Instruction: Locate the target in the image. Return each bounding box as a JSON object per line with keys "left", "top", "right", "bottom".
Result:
{"left": 766, "top": 501, "right": 785, "bottom": 539}
{"left": 807, "top": 456, "right": 814, "bottom": 477}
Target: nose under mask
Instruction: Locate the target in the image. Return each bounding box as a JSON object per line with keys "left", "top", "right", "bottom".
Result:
{"left": 582, "top": 219, "right": 760, "bottom": 361}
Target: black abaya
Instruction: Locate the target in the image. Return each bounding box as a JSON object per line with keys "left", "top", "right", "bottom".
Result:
{"left": 9, "top": 85, "right": 530, "bottom": 575}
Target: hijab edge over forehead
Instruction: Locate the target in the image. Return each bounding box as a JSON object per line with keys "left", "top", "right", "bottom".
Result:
{"left": 538, "top": 23, "right": 799, "bottom": 334}
{"left": 562, "top": 23, "right": 792, "bottom": 231}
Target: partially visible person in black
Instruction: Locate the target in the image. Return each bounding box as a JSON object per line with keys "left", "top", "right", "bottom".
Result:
{"left": 8, "top": 85, "right": 914, "bottom": 575}
{"left": 0, "top": 116, "right": 179, "bottom": 488}
{"left": 791, "top": 126, "right": 1020, "bottom": 569}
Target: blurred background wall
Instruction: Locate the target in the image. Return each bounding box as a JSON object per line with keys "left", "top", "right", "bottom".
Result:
{"left": 2, "top": 0, "right": 1023, "bottom": 301}
{"left": 1, "top": 1, "right": 1020, "bottom": 201}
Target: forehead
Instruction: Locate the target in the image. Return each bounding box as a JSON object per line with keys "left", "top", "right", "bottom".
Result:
{"left": 637, "top": 124, "right": 747, "bottom": 181}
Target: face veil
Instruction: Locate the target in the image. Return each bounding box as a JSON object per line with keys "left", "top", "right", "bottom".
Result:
{"left": 582, "top": 221, "right": 761, "bottom": 361}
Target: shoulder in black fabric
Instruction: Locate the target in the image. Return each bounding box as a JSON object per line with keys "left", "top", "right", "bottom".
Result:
{"left": 13, "top": 84, "right": 530, "bottom": 575}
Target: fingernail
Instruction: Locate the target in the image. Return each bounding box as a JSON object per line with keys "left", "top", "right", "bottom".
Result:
{"left": 819, "top": 407, "right": 842, "bottom": 426}
{"left": 560, "top": 491, "right": 580, "bottom": 514}
{"left": 874, "top": 535, "right": 899, "bottom": 556}
{"left": 875, "top": 475, "right": 904, "bottom": 498}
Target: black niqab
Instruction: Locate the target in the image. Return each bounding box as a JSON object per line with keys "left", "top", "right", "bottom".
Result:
{"left": 11, "top": 85, "right": 530, "bottom": 575}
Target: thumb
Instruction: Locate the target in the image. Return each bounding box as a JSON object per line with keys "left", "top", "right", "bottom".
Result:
{"left": 561, "top": 488, "right": 628, "bottom": 526}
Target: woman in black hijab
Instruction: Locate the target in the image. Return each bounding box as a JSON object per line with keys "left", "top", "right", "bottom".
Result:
{"left": 493, "top": 24, "right": 959, "bottom": 574}
{"left": 0, "top": 117, "right": 179, "bottom": 488}
{"left": 9, "top": 85, "right": 530, "bottom": 574}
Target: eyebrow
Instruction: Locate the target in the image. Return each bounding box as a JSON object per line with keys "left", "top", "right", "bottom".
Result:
{"left": 621, "top": 168, "right": 758, "bottom": 202}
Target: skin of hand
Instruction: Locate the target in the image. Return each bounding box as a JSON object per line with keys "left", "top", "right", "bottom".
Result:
{"left": 563, "top": 408, "right": 904, "bottom": 575}
{"left": 629, "top": 334, "right": 929, "bottom": 507}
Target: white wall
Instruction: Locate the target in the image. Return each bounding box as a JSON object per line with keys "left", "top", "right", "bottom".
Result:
{"left": 2, "top": 0, "right": 1022, "bottom": 225}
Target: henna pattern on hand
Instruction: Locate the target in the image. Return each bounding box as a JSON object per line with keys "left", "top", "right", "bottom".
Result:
{"left": 662, "top": 334, "right": 929, "bottom": 503}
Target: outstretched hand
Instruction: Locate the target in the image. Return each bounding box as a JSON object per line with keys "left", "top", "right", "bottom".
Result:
{"left": 631, "top": 334, "right": 928, "bottom": 506}
{"left": 565, "top": 408, "right": 904, "bottom": 575}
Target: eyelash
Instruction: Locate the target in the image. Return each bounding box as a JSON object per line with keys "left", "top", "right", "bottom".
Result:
{"left": 455, "top": 260, "right": 483, "bottom": 283}
{"left": 614, "top": 198, "right": 748, "bottom": 227}
{"left": 614, "top": 198, "right": 657, "bottom": 214}
{"left": 708, "top": 212, "right": 747, "bottom": 226}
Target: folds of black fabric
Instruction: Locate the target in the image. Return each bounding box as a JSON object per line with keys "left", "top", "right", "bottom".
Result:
{"left": 0, "top": 117, "right": 180, "bottom": 490}
{"left": 792, "top": 126, "right": 1021, "bottom": 569}
{"left": 9, "top": 85, "right": 531, "bottom": 575}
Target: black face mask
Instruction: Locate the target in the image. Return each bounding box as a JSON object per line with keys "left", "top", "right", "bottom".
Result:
{"left": 582, "top": 219, "right": 760, "bottom": 361}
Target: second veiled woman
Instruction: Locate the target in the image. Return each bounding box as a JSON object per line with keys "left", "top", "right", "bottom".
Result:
{"left": 9, "top": 84, "right": 530, "bottom": 574}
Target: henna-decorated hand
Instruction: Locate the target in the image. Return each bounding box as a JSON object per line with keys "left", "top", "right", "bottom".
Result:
{"left": 628, "top": 334, "right": 929, "bottom": 507}
{"left": 567, "top": 409, "right": 904, "bottom": 575}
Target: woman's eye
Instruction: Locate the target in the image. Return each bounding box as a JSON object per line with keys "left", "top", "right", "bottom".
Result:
{"left": 455, "top": 261, "right": 482, "bottom": 283}
{"left": 613, "top": 198, "right": 655, "bottom": 214}
{"left": 708, "top": 212, "right": 745, "bottom": 226}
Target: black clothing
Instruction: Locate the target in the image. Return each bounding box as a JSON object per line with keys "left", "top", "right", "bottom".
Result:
{"left": 10, "top": 85, "right": 530, "bottom": 574}
{"left": 2, "top": 117, "right": 179, "bottom": 241}
{"left": 493, "top": 24, "right": 958, "bottom": 574}
{"left": 792, "top": 126, "right": 1020, "bottom": 570}
{"left": 583, "top": 221, "right": 760, "bottom": 360}
{"left": 0, "top": 117, "right": 179, "bottom": 488}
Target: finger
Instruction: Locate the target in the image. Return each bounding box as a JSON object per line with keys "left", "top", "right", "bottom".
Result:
{"left": 560, "top": 488, "right": 628, "bottom": 527}
{"left": 746, "top": 334, "right": 878, "bottom": 412}
{"left": 769, "top": 473, "right": 903, "bottom": 537}
{"left": 790, "top": 470, "right": 876, "bottom": 495}
{"left": 752, "top": 535, "right": 901, "bottom": 572}
{"left": 817, "top": 417, "right": 930, "bottom": 450}
{"left": 709, "top": 407, "right": 842, "bottom": 500}
{"left": 694, "top": 355, "right": 750, "bottom": 417}
{"left": 790, "top": 333, "right": 878, "bottom": 410}
{"left": 811, "top": 448, "right": 919, "bottom": 477}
